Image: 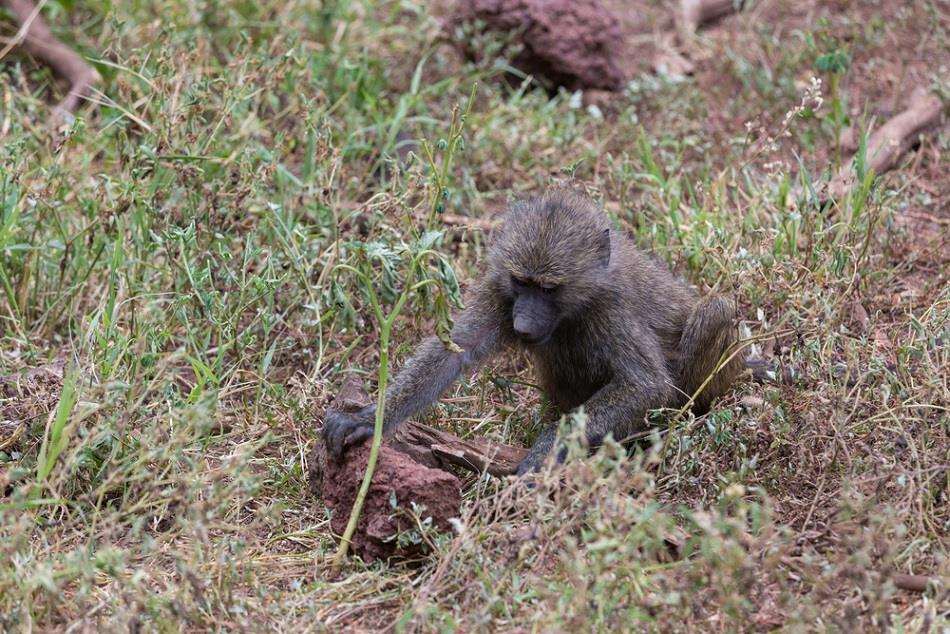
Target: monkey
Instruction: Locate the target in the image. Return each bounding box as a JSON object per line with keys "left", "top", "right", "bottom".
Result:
{"left": 323, "top": 189, "right": 743, "bottom": 475}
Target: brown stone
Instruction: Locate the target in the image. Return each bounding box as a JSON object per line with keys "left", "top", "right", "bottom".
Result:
{"left": 310, "top": 375, "right": 528, "bottom": 562}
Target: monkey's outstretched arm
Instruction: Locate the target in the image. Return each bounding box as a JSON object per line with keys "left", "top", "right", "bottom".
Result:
{"left": 324, "top": 295, "right": 507, "bottom": 458}
{"left": 516, "top": 364, "right": 673, "bottom": 475}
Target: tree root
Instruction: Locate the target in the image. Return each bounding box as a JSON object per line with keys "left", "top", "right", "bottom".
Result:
{"left": 676, "top": 0, "right": 745, "bottom": 36}
{"left": 653, "top": 0, "right": 747, "bottom": 77}
{"left": 390, "top": 420, "right": 526, "bottom": 477}
{"left": 827, "top": 87, "right": 943, "bottom": 201}
{"left": 892, "top": 573, "right": 941, "bottom": 593}
{"left": 1, "top": 0, "right": 100, "bottom": 117}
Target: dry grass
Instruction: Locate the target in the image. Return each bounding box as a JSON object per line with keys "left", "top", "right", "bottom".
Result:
{"left": 0, "top": 0, "right": 948, "bottom": 631}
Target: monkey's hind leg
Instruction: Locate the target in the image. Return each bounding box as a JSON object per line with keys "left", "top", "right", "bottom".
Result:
{"left": 676, "top": 295, "right": 742, "bottom": 413}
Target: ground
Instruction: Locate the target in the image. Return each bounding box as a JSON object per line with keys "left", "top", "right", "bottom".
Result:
{"left": 0, "top": 0, "right": 948, "bottom": 631}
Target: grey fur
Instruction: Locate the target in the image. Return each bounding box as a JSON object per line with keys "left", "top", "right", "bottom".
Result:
{"left": 323, "top": 189, "right": 743, "bottom": 474}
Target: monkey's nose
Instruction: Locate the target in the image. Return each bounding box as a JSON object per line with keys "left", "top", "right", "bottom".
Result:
{"left": 513, "top": 315, "right": 535, "bottom": 340}
{"left": 513, "top": 315, "right": 531, "bottom": 337}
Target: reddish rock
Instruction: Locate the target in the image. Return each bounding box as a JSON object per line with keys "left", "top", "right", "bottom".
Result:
{"left": 312, "top": 440, "right": 462, "bottom": 563}
{"left": 450, "top": 0, "right": 625, "bottom": 92}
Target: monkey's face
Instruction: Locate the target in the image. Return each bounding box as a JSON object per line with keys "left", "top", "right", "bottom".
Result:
{"left": 489, "top": 189, "right": 613, "bottom": 344}
{"left": 509, "top": 275, "right": 561, "bottom": 345}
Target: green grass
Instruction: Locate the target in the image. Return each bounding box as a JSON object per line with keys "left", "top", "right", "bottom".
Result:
{"left": 1, "top": 0, "right": 948, "bottom": 630}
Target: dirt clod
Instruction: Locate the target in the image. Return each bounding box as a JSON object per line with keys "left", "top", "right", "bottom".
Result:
{"left": 317, "top": 441, "right": 462, "bottom": 563}
{"left": 449, "top": 0, "right": 625, "bottom": 91}
{"left": 0, "top": 359, "right": 66, "bottom": 452}
{"left": 310, "top": 376, "right": 462, "bottom": 562}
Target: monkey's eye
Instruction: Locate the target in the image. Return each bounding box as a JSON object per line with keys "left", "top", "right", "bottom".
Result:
{"left": 511, "top": 275, "right": 528, "bottom": 288}
{"left": 540, "top": 284, "right": 558, "bottom": 294}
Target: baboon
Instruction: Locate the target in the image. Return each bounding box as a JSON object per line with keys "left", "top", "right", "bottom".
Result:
{"left": 324, "top": 189, "right": 742, "bottom": 474}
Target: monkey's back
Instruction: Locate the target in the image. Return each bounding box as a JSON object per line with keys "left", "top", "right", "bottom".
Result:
{"left": 610, "top": 236, "right": 697, "bottom": 357}
{"left": 610, "top": 235, "right": 740, "bottom": 410}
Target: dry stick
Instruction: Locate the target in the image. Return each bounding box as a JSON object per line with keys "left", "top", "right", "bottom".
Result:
{"left": 390, "top": 420, "right": 526, "bottom": 477}
{"left": 892, "top": 573, "right": 941, "bottom": 593}
{"left": 439, "top": 213, "right": 498, "bottom": 232}
{"left": 654, "top": 0, "right": 744, "bottom": 76}
{"left": 652, "top": 33, "right": 695, "bottom": 77}
{"left": 677, "top": 0, "right": 744, "bottom": 35}
{"left": 1, "top": 0, "right": 100, "bottom": 116}
{"left": 904, "top": 210, "right": 950, "bottom": 226}
{"left": 827, "top": 87, "right": 943, "bottom": 201}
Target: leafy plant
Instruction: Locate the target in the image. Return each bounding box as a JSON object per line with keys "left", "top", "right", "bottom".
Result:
{"left": 328, "top": 88, "right": 473, "bottom": 573}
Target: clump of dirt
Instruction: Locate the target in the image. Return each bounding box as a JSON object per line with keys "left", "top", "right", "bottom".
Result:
{"left": 0, "top": 359, "right": 66, "bottom": 453}
{"left": 449, "top": 0, "right": 625, "bottom": 91}
{"left": 315, "top": 442, "right": 462, "bottom": 563}
{"left": 310, "top": 376, "right": 462, "bottom": 563}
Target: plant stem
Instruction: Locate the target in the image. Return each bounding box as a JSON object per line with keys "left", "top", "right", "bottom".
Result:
{"left": 328, "top": 258, "right": 424, "bottom": 575}
{"left": 425, "top": 83, "right": 478, "bottom": 230}
{"left": 329, "top": 319, "right": 391, "bottom": 575}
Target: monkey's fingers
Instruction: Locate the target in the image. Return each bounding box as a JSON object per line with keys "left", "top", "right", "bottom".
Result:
{"left": 515, "top": 455, "right": 544, "bottom": 476}
{"left": 342, "top": 424, "right": 374, "bottom": 450}
{"left": 322, "top": 410, "right": 353, "bottom": 459}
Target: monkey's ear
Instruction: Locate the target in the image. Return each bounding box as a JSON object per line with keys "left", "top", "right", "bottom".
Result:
{"left": 597, "top": 228, "right": 611, "bottom": 267}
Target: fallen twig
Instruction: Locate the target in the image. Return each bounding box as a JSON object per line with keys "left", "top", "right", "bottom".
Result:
{"left": 827, "top": 87, "right": 943, "bottom": 201}
{"left": 892, "top": 573, "right": 939, "bottom": 593}
{"left": 390, "top": 421, "right": 526, "bottom": 477}
{"left": 654, "top": 0, "right": 746, "bottom": 76}
{"left": 440, "top": 213, "right": 498, "bottom": 232}
{"left": 902, "top": 210, "right": 950, "bottom": 226}
{"left": 652, "top": 32, "right": 695, "bottom": 78}
{"left": 677, "top": 0, "right": 744, "bottom": 36}
{"left": 1, "top": 0, "right": 100, "bottom": 116}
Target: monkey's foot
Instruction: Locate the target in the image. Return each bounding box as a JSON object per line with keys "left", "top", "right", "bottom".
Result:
{"left": 515, "top": 456, "right": 541, "bottom": 477}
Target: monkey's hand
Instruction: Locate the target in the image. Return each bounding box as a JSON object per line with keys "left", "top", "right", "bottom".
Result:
{"left": 515, "top": 455, "right": 544, "bottom": 476}
{"left": 322, "top": 405, "right": 377, "bottom": 459}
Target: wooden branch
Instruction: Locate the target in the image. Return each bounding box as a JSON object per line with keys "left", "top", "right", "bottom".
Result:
{"left": 440, "top": 213, "right": 498, "bottom": 232}
{"left": 1, "top": 0, "right": 100, "bottom": 116}
{"left": 390, "top": 421, "right": 526, "bottom": 477}
{"left": 655, "top": 0, "right": 744, "bottom": 76}
{"left": 652, "top": 32, "right": 695, "bottom": 78}
{"left": 677, "top": 0, "right": 744, "bottom": 36}
{"left": 828, "top": 87, "right": 943, "bottom": 201}
{"left": 892, "top": 573, "right": 939, "bottom": 593}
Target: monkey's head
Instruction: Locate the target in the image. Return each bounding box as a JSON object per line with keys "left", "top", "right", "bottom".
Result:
{"left": 488, "top": 190, "right": 612, "bottom": 345}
